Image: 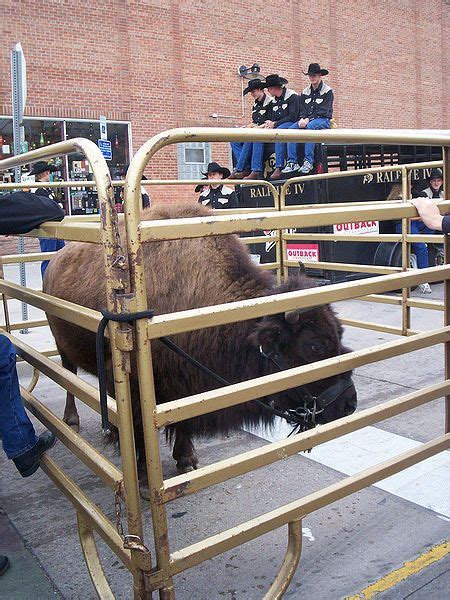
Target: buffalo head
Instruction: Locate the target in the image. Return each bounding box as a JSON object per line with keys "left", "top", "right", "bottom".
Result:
{"left": 250, "top": 276, "right": 357, "bottom": 429}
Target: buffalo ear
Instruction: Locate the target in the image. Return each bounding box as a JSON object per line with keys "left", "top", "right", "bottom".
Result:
{"left": 249, "top": 320, "right": 282, "bottom": 349}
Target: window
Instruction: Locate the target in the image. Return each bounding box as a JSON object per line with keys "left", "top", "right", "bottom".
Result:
{"left": 178, "top": 142, "right": 211, "bottom": 179}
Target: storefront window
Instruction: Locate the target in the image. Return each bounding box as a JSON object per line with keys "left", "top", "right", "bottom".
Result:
{"left": 0, "top": 116, "right": 131, "bottom": 213}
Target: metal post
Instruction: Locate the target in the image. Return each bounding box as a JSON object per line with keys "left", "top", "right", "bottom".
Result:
{"left": 11, "top": 43, "right": 28, "bottom": 333}
{"left": 443, "top": 146, "right": 450, "bottom": 433}
{"left": 401, "top": 167, "right": 411, "bottom": 335}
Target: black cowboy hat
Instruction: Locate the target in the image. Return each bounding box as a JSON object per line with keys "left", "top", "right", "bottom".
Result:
{"left": 302, "top": 63, "right": 329, "bottom": 76}
{"left": 202, "top": 162, "right": 231, "bottom": 179}
{"left": 243, "top": 79, "right": 265, "bottom": 95}
{"left": 429, "top": 168, "right": 443, "bottom": 180}
{"left": 29, "top": 161, "right": 60, "bottom": 176}
{"left": 264, "top": 74, "right": 288, "bottom": 88}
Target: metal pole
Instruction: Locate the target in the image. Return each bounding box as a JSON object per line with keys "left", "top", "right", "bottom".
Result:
{"left": 11, "top": 43, "right": 28, "bottom": 333}
{"left": 401, "top": 168, "right": 411, "bottom": 335}
{"left": 443, "top": 146, "right": 450, "bottom": 434}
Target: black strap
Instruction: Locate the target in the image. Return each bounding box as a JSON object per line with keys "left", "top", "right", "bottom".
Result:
{"left": 95, "top": 308, "right": 310, "bottom": 434}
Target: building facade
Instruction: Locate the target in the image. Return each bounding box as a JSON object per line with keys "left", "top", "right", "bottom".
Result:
{"left": 0, "top": 0, "right": 449, "bottom": 206}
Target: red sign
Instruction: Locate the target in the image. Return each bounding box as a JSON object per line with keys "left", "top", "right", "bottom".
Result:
{"left": 286, "top": 243, "right": 320, "bottom": 262}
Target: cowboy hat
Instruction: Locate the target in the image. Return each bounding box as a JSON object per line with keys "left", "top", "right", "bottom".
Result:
{"left": 302, "top": 63, "right": 329, "bottom": 76}
{"left": 243, "top": 79, "right": 265, "bottom": 95}
{"left": 202, "top": 162, "right": 231, "bottom": 179}
{"left": 263, "top": 74, "right": 288, "bottom": 88}
{"left": 29, "top": 161, "right": 60, "bottom": 176}
{"left": 429, "top": 168, "right": 443, "bottom": 180}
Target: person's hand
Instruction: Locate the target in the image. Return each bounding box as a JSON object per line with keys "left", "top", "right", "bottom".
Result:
{"left": 262, "top": 121, "right": 275, "bottom": 129}
{"left": 411, "top": 198, "right": 444, "bottom": 231}
{"left": 298, "top": 118, "right": 309, "bottom": 128}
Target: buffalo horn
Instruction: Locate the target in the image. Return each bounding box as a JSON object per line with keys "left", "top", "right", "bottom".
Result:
{"left": 284, "top": 307, "right": 311, "bottom": 324}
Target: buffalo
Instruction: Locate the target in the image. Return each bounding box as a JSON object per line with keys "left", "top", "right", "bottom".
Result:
{"left": 44, "top": 203, "right": 357, "bottom": 487}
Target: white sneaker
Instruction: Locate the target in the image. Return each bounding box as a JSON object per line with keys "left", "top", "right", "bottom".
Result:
{"left": 299, "top": 159, "right": 313, "bottom": 174}
{"left": 418, "top": 283, "right": 432, "bottom": 294}
{"left": 281, "top": 161, "right": 301, "bottom": 174}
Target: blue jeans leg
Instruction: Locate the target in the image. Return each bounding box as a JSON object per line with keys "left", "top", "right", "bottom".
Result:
{"left": 250, "top": 142, "right": 264, "bottom": 172}
{"left": 39, "top": 238, "right": 65, "bottom": 278}
{"left": 230, "top": 142, "right": 244, "bottom": 164}
{"left": 274, "top": 122, "right": 296, "bottom": 167}
{"left": 304, "top": 118, "right": 331, "bottom": 165}
{"left": 0, "top": 334, "right": 38, "bottom": 459}
{"left": 236, "top": 142, "right": 253, "bottom": 171}
{"left": 287, "top": 122, "right": 300, "bottom": 162}
{"left": 395, "top": 220, "right": 429, "bottom": 269}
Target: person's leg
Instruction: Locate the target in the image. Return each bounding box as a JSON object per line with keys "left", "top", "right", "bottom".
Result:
{"left": 286, "top": 122, "right": 301, "bottom": 163}
{"left": 250, "top": 142, "right": 264, "bottom": 172}
{"left": 235, "top": 142, "right": 253, "bottom": 171}
{"left": 274, "top": 122, "right": 295, "bottom": 168}
{"left": 0, "top": 334, "right": 56, "bottom": 476}
{"left": 302, "top": 118, "right": 331, "bottom": 169}
{"left": 230, "top": 142, "right": 244, "bottom": 163}
{"left": 410, "top": 220, "right": 429, "bottom": 269}
{"left": 0, "top": 335, "right": 38, "bottom": 459}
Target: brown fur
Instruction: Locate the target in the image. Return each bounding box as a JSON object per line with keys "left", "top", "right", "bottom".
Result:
{"left": 44, "top": 203, "right": 356, "bottom": 476}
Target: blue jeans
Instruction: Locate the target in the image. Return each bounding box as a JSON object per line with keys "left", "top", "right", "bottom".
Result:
{"left": 287, "top": 118, "right": 331, "bottom": 165}
{"left": 0, "top": 334, "right": 38, "bottom": 459}
{"left": 395, "top": 220, "right": 435, "bottom": 269}
{"left": 230, "top": 141, "right": 264, "bottom": 172}
{"left": 39, "top": 238, "right": 65, "bottom": 278}
{"left": 274, "top": 122, "right": 296, "bottom": 167}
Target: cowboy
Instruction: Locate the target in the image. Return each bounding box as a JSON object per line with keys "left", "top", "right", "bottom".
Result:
{"left": 198, "top": 162, "right": 239, "bottom": 208}
{"left": 282, "top": 63, "right": 334, "bottom": 175}
{"left": 230, "top": 79, "right": 272, "bottom": 180}
{"left": 417, "top": 168, "right": 444, "bottom": 199}
{"left": 260, "top": 74, "right": 299, "bottom": 180}
{"left": 29, "top": 161, "right": 65, "bottom": 278}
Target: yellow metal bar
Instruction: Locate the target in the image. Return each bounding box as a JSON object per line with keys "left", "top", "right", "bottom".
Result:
{"left": 357, "top": 294, "right": 444, "bottom": 311}
{"left": 2, "top": 330, "right": 117, "bottom": 425}
{"left": 284, "top": 260, "right": 400, "bottom": 275}
{"left": 0, "top": 252, "right": 58, "bottom": 264}
{"left": 155, "top": 326, "right": 450, "bottom": 427}
{"left": 340, "top": 317, "right": 419, "bottom": 336}
{"left": 401, "top": 168, "right": 412, "bottom": 336}
{"left": 40, "top": 456, "right": 132, "bottom": 571}
{"left": 283, "top": 232, "right": 402, "bottom": 243}
{"left": 444, "top": 145, "right": 450, "bottom": 434}
{"left": 22, "top": 387, "right": 122, "bottom": 490}
{"left": 139, "top": 201, "right": 450, "bottom": 243}
{"left": 0, "top": 280, "right": 102, "bottom": 333}
{"left": 166, "top": 434, "right": 449, "bottom": 578}
{"left": 21, "top": 220, "right": 101, "bottom": 243}
{"left": 9, "top": 319, "right": 48, "bottom": 330}
{"left": 146, "top": 265, "right": 450, "bottom": 340}
{"left": 263, "top": 520, "right": 302, "bottom": 600}
{"left": 163, "top": 379, "right": 450, "bottom": 502}
{"left": 77, "top": 512, "right": 116, "bottom": 600}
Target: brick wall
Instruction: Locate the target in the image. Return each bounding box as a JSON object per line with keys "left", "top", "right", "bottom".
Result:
{"left": 1, "top": 0, "right": 449, "bottom": 205}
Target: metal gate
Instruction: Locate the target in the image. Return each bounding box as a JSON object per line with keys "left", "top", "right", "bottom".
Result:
{"left": 0, "top": 128, "right": 449, "bottom": 599}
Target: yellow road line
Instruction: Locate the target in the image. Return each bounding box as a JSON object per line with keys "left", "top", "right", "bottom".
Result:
{"left": 346, "top": 540, "right": 449, "bottom": 600}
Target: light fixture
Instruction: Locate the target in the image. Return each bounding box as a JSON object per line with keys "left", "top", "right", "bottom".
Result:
{"left": 237, "top": 63, "right": 261, "bottom": 80}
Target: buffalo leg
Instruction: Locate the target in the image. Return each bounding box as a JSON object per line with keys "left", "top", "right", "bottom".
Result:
{"left": 61, "top": 352, "right": 80, "bottom": 432}
{"left": 172, "top": 427, "right": 198, "bottom": 473}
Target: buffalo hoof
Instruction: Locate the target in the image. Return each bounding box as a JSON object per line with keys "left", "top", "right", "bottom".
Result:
{"left": 140, "top": 485, "right": 150, "bottom": 501}
{"left": 63, "top": 417, "right": 80, "bottom": 433}
{"left": 176, "top": 458, "right": 198, "bottom": 474}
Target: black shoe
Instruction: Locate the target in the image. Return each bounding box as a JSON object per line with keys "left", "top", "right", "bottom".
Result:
{"left": 0, "top": 555, "right": 10, "bottom": 576}
{"left": 13, "top": 431, "right": 56, "bottom": 477}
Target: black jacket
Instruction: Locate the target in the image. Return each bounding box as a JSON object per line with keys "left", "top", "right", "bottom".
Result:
{"left": 251, "top": 93, "right": 273, "bottom": 125}
{"left": 269, "top": 88, "right": 299, "bottom": 127}
{"left": 0, "top": 191, "right": 65, "bottom": 235}
{"left": 298, "top": 81, "right": 334, "bottom": 119}
{"left": 198, "top": 184, "right": 239, "bottom": 209}
{"left": 443, "top": 216, "right": 450, "bottom": 234}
